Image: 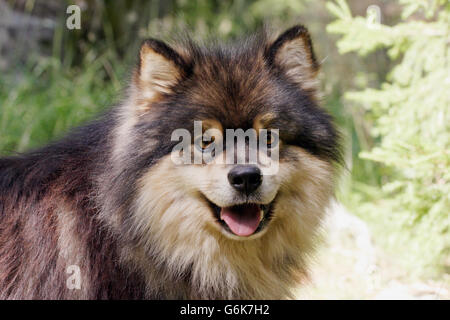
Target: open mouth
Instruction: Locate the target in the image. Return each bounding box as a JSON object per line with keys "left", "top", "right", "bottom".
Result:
{"left": 206, "top": 199, "right": 275, "bottom": 237}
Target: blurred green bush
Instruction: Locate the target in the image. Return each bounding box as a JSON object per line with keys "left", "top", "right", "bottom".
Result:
{"left": 328, "top": 0, "right": 449, "bottom": 276}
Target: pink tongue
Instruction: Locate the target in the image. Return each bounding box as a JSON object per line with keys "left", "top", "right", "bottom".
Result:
{"left": 220, "top": 204, "right": 261, "bottom": 237}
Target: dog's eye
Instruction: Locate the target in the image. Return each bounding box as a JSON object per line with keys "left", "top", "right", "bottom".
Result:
{"left": 263, "top": 130, "right": 279, "bottom": 149}
{"left": 195, "top": 136, "right": 215, "bottom": 152}
{"left": 267, "top": 132, "right": 273, "bottom": 146}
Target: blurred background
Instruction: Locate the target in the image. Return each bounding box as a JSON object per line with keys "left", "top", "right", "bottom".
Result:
{"left": 0, "top": 0, "right": 448, "bottom": 299}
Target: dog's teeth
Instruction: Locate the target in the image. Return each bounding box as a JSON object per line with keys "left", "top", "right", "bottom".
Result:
{"left": 259, "top": 210, "right": 264, "bottom": 222}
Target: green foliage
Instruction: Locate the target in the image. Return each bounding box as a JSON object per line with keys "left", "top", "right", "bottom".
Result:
{"left": 0, "top": 55, "right": 122, "bottom": 154}
{"left": 328, "top": 0, "right": 450, "bottom": 276}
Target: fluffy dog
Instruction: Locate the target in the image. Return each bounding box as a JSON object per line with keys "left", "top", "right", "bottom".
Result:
{"left": 0, "top": 25, "right": 341, "bottom": 299}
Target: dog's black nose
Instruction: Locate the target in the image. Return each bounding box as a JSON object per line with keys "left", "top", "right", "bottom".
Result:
{"left": 228, "top": 165, "right": 262, "bottom": 195}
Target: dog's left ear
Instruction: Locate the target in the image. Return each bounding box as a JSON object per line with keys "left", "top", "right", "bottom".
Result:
{"left": 267, "top": 25, "right": 319, "bottom": 95}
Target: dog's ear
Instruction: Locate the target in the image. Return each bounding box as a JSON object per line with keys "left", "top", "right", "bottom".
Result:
{"left": 134, "top": 39, "right": 186, "bottom": 102}
{"left": 267, "top": 25, "right": 319, "bottom": 95}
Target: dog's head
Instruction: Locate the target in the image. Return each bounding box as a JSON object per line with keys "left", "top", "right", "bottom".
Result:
{"left": 113, "top": 26, "right": 341, "bottom": 243}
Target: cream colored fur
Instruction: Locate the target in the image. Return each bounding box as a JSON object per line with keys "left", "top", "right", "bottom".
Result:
{"left": 130, "top": 147, "right": 335, "bottom": 299}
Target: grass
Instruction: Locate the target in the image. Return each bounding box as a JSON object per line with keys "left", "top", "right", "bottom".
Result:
{"left": 0, "top": 55, "right": 123, "bottom": 154}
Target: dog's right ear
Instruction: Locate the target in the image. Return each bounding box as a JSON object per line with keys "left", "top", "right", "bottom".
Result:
{"left": 134, "top": 39, "right": 186, "bottom": 102}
